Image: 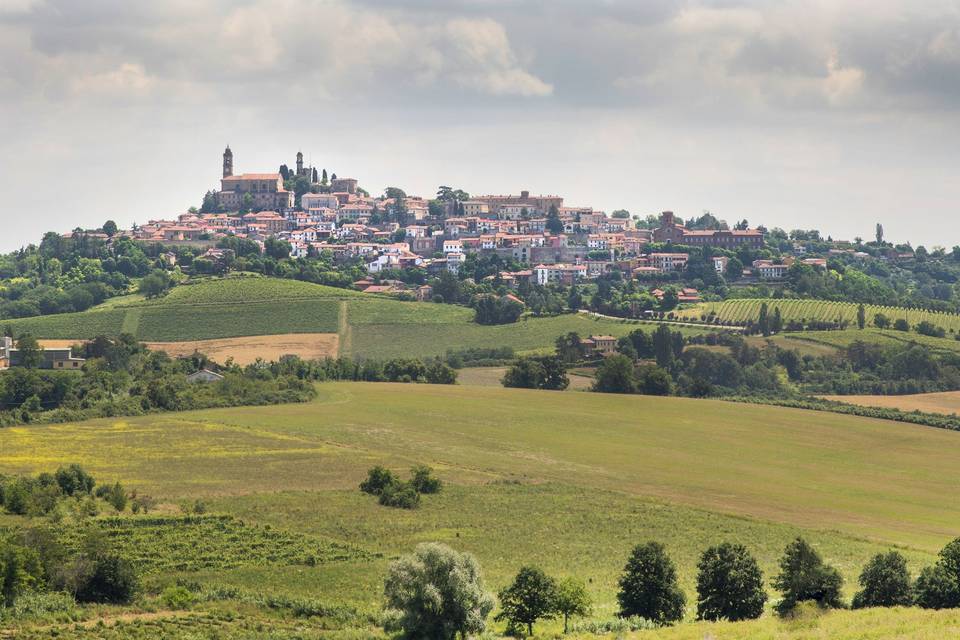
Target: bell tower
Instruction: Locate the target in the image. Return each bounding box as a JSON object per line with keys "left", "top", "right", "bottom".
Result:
{"left": 222, "top": 145, "right": 234, "bottom": 178}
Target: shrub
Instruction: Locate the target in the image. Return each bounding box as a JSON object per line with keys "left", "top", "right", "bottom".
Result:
{"left": 570, "top": 615, "right": 659, "bottom": 634}
{"left": 161, "top": 585, "right": 195, "bottom": 610}
{"left": 773, "top": 538, "right": 844, "bottom": 615}
{"left": 410, "top": 465, "right": 442, "bottom": 494}
{"left": 617, "top": 542, "right": 685, "bottom": 624}
{"left": 696, "top": 542, "right": 766, "bottom": 621}
{"left": 384, "top": 543, "right": 494, "bottom": 640}
{"left": 852, "top": 551, "right": 913, "bottom": 608}
{"left": 893, "top": 318, "right": 910, "bottom": 332}
{"left": 496, "top": 566, "right": 558, "bottom": 636}
{"left": 359, "top": 466, "right": 396, "bottom": 496}
{"left": 379, "top": 482, "right": 421, "bottom": 509}
{"left": 95, "top": 482, "right": 127, "bottom": 512}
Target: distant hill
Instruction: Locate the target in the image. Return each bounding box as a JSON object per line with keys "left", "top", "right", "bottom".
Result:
{"left": 2, "top": 276, "right": 714, "bottom": 359}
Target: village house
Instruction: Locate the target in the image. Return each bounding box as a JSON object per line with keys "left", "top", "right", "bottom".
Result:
{"left": 534, "top": 263, "right": 587, "bottom": 286}
{"left": 580, "top": 335, "right": 617, "bottom": 358}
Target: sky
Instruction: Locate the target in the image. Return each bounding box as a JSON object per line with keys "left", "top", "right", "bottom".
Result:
{"left": 1, "top": 0, "right": 958, "bottom": 251}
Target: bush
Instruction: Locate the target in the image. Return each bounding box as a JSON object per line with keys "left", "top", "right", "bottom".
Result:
{"left": 379, "top": 482, "right": 421, "bottom": 509}
{"left": 570, "top": 615, "right": 659, "bottom": 634}
{"left": 617, "top": 542, "right": 685, "bottom": 624}
{"left": 893, "top": 318, "right": 910, "bottom": 332}
{"left": 359, "top": 466, "right": 396, "bottom": 496}
{"left": 773, "top": 538, "right": 844, "bottom": 615}
{"left": 384, "top": 543, "right": 494, "bottom": 640}
{"left": 410, "top": 465, "right": 442, "bottom": 494}
{"left": 852, "top": 551, "right": 913, "bottom": 608}
{"left": 161, "top": 585, "right": 195, "bottom": 609}
{"left": 696, "top": 542, "right": 766, "bottom": 621}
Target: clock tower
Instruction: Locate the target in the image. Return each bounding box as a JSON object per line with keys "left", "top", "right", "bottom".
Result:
{"left": 222, "top": 145, "right": 234, "bottom": 178}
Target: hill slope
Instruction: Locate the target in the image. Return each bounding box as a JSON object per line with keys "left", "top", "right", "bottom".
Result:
{"left": 2, "top": 277, "right": 713, "bottom": 357}
{"left": 3, "top": 383, "right": 959, "bottom": 635}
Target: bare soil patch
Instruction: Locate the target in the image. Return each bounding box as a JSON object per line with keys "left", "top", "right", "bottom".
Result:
{"left": 146, "top": 333, "right": 339, "bottom": 365}
{"left": 821, "top": 391, "right": 960, "bottom": 416}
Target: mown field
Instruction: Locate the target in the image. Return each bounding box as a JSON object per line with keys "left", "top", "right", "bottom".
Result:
{"left": 779, "top": 327, "right": 960, "bottom": 354}
{"left": 1, "top": 277, "right": 715, "bottom": 359}
{"left": 3, "top": 383, "right": 960, "bottom": 638}
{"left": 679, "top": 298, "right": 960, "bottom": 333}
{"left": 821, "top": 390, "right": 960, "bottom": 416}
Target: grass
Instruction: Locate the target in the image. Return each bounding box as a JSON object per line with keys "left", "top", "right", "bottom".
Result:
{"left": 3, "top": 382, "right": 960, "bottom": 636}
{"left": 678, "top": 298, "right": 960, "bottom": 333}
{"left": 2, "top": 277, "right": 714, "bottom": 358}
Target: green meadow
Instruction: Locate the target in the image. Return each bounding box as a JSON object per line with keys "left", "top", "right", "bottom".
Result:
{"left": 3, "top": 383, "right": 960, "bottom": 637}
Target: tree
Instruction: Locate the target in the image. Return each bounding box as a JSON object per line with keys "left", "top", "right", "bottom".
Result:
{"left": 379, "top": 482, "right": 421, "bottom": 509}
{"left": 496, "top": 566, "right": 559, "bottom": 636}
{"left": 200, "top": 190, "right": 220, "bottom": 213}
{"left": 555, "top": 332, "right": 584, "bottom": 364}
{"left": 410, "top": 465, "right": 442, "bottom": 494}
{"left": 546, "top": 205, "right": 564, "bottom": 234}
{"left": 0, "top": 542, "right": 43, "bottom": 607}
{"left": 773, "top": 538, "right": 844, "bottom": 615}
{"left": 915, "top": 564, "right": 960, "bottom": 609}
{"left": 652, "top": 324, "right": 675, "bottom": 369}
{"left": 852, "top": 551, "right": 912, "bottom": 609}
{"left": 264, "top": 237, "right": 291, "bottom": 260}
{"left": 72, "top": 553, "right": 138, "bottom": 604}
{"left": 554, "top": 576, "right": 592, "bottom": 633}
{"left": 55, "top": 464, "right": 95, "bottom": 496}
{"left": 359, "top": 466, "right": 396, "bottom": 496}
{"left": 239, "top": 192, "right": 254, "bottom": 214}
{"left": 758, "top": 302, "right": 770, "bottom": 337}
{"left": 384, "top": 543, "right": 495, "bottom": 640}
{"left": 876, "top": 223, "right": 884, "bottom": 245}
{"left": 857, "top": 304, "right": 866, "bottom": 330}
{"left": 617, "top": 542, "right": 686, "bottom": 624}
{"left": 592, "top": 355, "right": 637, "bottom": 394}
{"left": 16, "top": 334, "right": 43, "bottom": 369}
{"left": 502, "top": 356, "right": 568, "bottom": 391}
{"left": 138, "top": 271, "right": 172, "bottom": 299}
{"left": 102, "top": 220, "right": 118, "bottom": 237}
{"left": 696, "top": 543, "right": 766, "bottom": 621}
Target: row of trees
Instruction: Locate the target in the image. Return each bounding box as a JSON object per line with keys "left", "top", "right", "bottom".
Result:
{"left": 383, "top": 536, "right": 960, "bottom": 639}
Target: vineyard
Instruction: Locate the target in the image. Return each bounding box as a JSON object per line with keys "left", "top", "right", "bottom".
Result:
{"left": 49, "top": 515, "right": 370, "bottom": 574}
{"left": 678, "top": 299, "right": 960, "bottom": 333}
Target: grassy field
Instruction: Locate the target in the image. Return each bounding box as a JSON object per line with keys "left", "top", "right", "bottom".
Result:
{"left": 2, "top": 277, "right": 714, "bottom": 359}
{"left": 3, "top": 383, "right": 960, "bottom": 636}
{"left": 678, "top": 298, "right": 960, "bottom": 333}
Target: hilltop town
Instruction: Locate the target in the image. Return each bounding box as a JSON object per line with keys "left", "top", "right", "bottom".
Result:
{"left": 84, "top": 146, "right": 917, "bottom": 303}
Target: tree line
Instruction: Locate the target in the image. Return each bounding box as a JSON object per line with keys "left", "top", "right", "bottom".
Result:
{"left": 382, "top": 535, "right": 960, "bottom": 639}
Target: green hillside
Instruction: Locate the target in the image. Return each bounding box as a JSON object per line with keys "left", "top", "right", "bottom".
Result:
{"left": 3, "top": 383, "right": 960, "bottom": 637}
{"left": 3, "top": 277, "right": 713, "bottom": 356}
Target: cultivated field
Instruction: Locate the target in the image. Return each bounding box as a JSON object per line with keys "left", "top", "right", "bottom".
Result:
{"left": 144, "top": 333, "right": 339, "bottom": 365}
{"left": 2, "top": 277, "right": 715, "bottom": 360}
{"left": 822, "top": 391, "right": 960, "bottom": 416}
{"left": 679, "top": 298, "right": 960, "bottom": 333}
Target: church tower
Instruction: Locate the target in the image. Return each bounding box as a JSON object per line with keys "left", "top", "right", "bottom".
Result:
{"left": 222, "top": 146, "right": 234, "bottom": 178}
{"left": 296, "top": 151, "right": 304, "bottom": 176}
